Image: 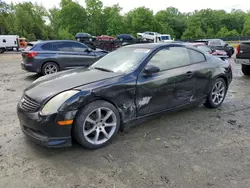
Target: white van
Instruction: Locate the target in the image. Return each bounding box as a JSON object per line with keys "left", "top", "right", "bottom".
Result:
{"left": 0, "top": 35, "right": 19, "bottom": 53}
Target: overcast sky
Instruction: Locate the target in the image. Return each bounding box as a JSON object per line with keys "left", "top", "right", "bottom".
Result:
{"left": 5, "top": 0, "right": 250, "bottom": 13}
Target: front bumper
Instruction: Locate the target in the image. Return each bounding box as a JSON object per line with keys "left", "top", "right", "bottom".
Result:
{"left": 17, "top": 103, "right": 77, "bottom": 148}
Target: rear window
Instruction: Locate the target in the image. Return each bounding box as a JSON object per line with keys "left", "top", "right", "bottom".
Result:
{"left": 161, "top": 36, "right": 170, "bottom": 40}
{"left": 197, "top": 45, "right": 212, "bottom": 53}
{"left": 41, "top": 43, "right": 53, "bottom": 51}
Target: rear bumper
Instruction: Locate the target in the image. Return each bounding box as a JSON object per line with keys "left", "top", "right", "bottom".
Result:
{"left": 21, "top": 62, "right": 39, "bottom": 73}
{"left": 234, "top": 58, "right": 250, "bottom": 65}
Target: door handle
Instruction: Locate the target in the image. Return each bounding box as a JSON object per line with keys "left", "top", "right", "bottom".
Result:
{"left": 185, "top": 71, "right": 194, "bottom": 77}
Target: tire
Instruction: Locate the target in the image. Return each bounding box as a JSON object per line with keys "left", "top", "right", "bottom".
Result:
{"left": 0, "top": 48, "right": 5, "bottom": 54}
{"left": 204, "top": 78, "right": 227, "bottom": 108}
{"left": 73, "top": 100, "right": 120, "bottom": 149}
{"left": 41, "top": 62, "right": 59, "bottom": 75}
{"left": 242, "top": 64, "right": 250, "bottom": 76}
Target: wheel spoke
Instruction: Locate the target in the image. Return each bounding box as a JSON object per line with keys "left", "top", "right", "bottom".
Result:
{"left": 102, "top": 129, "right": 109, "bottom": 139}
{"left": 86, "top": 117, "right": 96, "bottom": 125}
{"left": 94, "top": 130, "right": 100, "bottom": 143}
{"left": 103, "top": 111, "right": 113, "bottom": 122}
{"left": 84, "top": 127, "right": 96, "bottom": 136}
{"left": 96, "top": 108, "right": 102, "bottom": 120}
{"left": 218, "top": 87, "right": 225, "bottom": 93}
{"left": 104, "top": 123, "right": 116, "bottom": 127}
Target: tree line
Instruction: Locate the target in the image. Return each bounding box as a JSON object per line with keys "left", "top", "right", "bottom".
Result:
{"left": 1, "top": 0, "right": 250, "bottom": 41}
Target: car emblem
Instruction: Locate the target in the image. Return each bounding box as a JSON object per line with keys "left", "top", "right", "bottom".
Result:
{"left": 21, "top": 98, "right": 25, "bottom": 103}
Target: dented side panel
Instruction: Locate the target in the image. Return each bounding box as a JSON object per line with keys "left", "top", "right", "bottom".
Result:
{"left": 60, "top": 74, "right": 138, "bottom": 123}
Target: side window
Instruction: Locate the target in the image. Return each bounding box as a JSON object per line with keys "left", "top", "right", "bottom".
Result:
{"left": 71, "top": 42, "right": 87, "bottom": 52}
{"left": 147, "top": 47, "right": 190, "bottom": 71}
{"left": 41, "top": 43, "right": 53, "bottom": 51}
{"left": 54, "top": 42, "right": 72, "bottom": 52}
{"left": 188, "top": 49, "right": 206, "bottom": 63}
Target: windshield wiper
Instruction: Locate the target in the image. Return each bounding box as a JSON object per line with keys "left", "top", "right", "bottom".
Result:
{"left": 92, "top": 67, "right": 114, "bottom": 72}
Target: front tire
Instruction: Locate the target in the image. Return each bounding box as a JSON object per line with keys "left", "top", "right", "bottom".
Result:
{"left": 41, "top": 62, "right": 59, "bottom": 75}
{"left": 242, "top": 64, "right": 250, "bottom": 76}
{"left": 73, "top": 100, "right": 120, "bottom": 149}
{"left": 204, "top": 78, "right": 227, "bottom": 108}
{"left": 0, "top": 48, "right": 5, "bottom": 53}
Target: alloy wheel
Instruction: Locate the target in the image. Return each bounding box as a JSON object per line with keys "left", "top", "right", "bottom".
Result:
{"left": 211, "top": 80, "right": 226, "bottom": 105}
{"left": 83, "top": 107, "right": 117, "bottom": 145}
{"left": 44, "top": 64, "right": 58, "bottom": 75}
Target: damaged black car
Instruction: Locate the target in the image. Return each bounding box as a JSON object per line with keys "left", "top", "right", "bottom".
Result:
{"left": 17, "top": 43, "right": 233, "bottom": 149}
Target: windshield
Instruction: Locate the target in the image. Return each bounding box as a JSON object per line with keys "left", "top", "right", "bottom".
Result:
{"left": 160, "top": 35, "right": 171, "bottom": 40}
{"left": 197, "top": 45, "right": 212, "bottom": 53}
{"left": 90, "top": 47, "right": 150, "bottom": 73}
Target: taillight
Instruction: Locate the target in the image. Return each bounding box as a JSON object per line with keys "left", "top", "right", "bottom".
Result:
{"left": 236, "top": 45, "right": 240, "bottom": 56}
{"left": 26, "top": 51, "right": 38, "bottom": 58}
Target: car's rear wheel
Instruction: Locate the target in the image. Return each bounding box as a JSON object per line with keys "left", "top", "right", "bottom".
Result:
{"left": 73, "top": 100, "right": 120, "bottom": 149}
{"left": 204, "top": 78, "right": 227, "bottom": 108}
{"left": 42, "top": 62, "right": 59, "bottom": 75}
{"left": 242, "top": 64, "right": 250, "bottom": 76}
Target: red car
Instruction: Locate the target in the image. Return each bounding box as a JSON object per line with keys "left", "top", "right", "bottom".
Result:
{"left": 188, "top": 43, "right": 227, "bottom": 56}
{"left": 96, "top": 35, "right": 115, "bottom": 41}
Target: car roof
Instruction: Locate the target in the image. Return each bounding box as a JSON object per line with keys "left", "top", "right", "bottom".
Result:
{"left": 123, "top": 43, "right": 184, "bottom": 49}
{"left": 188, "top": 42, "right": 206, "bottom": 46}
{"left": 35, "top": 40, "right": 80, "bottom": 45}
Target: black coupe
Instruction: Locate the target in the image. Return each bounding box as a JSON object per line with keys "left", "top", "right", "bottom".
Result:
{"left": 17, "top": 43, "right": 232, "bottom": 149}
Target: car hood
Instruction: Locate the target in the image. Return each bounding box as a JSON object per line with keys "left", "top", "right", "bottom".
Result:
{"left": 24, "top": 68, "right": 123, "bottom": 102}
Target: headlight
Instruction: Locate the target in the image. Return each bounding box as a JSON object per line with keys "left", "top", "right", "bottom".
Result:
{"left": 41, "top": 90, "right": 79, "bottom": 116}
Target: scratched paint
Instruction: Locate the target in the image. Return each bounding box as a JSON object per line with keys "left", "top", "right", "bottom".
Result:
{"left": 138, "top": 96, "right": 152, "bottom": 108}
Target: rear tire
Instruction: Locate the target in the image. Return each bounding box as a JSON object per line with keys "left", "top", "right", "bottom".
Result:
{"left": 73, "top": 100, "right": 120, "bottom": 149}
{"left": 41, "top": 62, "right": 59, "bottom": 75}
{"left": 204, "top": 78, "right": 227, "bottom": 108}
{"left": 242, "top": 64, "right": 250, "bottom": 76}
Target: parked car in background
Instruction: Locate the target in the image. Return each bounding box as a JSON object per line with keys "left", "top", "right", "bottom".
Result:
{"left": 137, "top": 31, "right": 161, "bottom": 41}
{"left": 195, "top": 39, "right": 234, "bottom": 57}
{"left": 187, "top": 42, "right": 228, "bottom": 60}
{"left": 96, "top": 35, "right": 115, "bottom": 41}
{"left": 235, "top": 41, "right": 250, "bottom": 75}
{"left": 21, "top": 40, "right": 108, "bottom": 75}
{"left": 75, "top": 33, "right": 96, "bottom": 42}
{"left": 0, "top": 35, "right": 19, "bottom": 53}
{"left": 117, "top": 34, "right": 136, "bottom": 41}
{"left": 17, "top": 43, "right": 232, "bottom": 149}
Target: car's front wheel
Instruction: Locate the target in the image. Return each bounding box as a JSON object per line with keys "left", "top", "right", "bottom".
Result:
{"left": 204, "top": 78, "right": 227, "bottom": 108}
{"left": 73, "top": 100, "right": 120, "bottom": 149}
{"left": 242, "top": 64, "right": 250, "bottom": 76}
{"left": 0, "top": 48, "right": 5, "bottom": 53}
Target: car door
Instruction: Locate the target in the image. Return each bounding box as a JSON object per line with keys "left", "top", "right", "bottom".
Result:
{"left": 136, "top": 46, "right": 196, "bottom": 117}
{"left": 71, "top": 42, "right": 97, "bottom": 67}
{"left": 187, "top": 48, "right": 213, "bottom": 100}
{"left": 53, "top": 42, "right": 75, "bottom": 69}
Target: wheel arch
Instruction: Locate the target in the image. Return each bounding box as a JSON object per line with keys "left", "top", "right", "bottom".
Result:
{"left": 215, "top": 74, "right": 228, "bottom": 88}
{"left": 73, "top": 97, "right": 125, "bottom": 131}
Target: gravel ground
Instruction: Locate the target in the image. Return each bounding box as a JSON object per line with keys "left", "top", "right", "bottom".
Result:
{"left": 0, "top": 52, "right": 250, "bottom": 188}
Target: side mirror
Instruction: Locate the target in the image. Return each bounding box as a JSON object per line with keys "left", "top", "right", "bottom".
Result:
{"left": 144, "top": 65, "right": 160, "bottom": 75}
{"left": 224, "top": 43, "right": 228, "bottom": 47}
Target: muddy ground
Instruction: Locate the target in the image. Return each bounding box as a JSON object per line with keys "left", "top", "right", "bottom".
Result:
{"left": 0, "top": 52, "right": 250, "bottom": 188}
